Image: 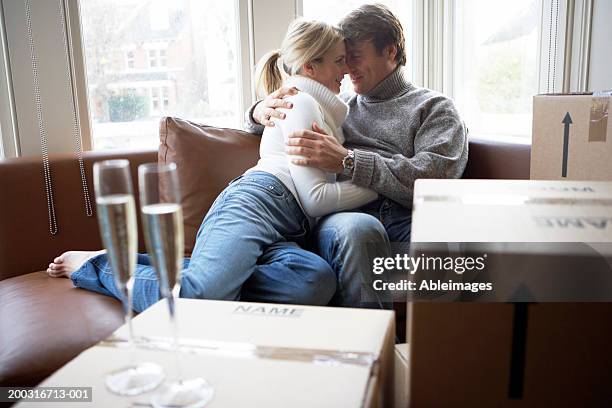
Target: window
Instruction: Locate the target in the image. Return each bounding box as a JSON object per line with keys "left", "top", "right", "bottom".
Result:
{"left": 159, "top": 49, "right": 167, "bottom": 67}
{"left": 302, "top": 0, "right": 414, "bottom": 92}
{"left": 126, "top": 51, "right": 135, "bottom": 69}
{"left": 149, "top": 86, "right": 169, "bottom": 113}
{"left": 146, "top": 47, "right": 167, "bottom": 68}
{"left": 151, "top": 87, "right": 160, "bottom": 111}
{"left": 303, "top": 0, "right": 550, "bottom": 140}
{"left": 148, "top": 49, "right": 158, "bottom": 68}
{"left": 452, "top": 0, "right": 543, "bottom": 138}
{"left": 5, "top": 0, "right": 593, "bottom": 156}
{"left": 79, "top": 0, "right": 242, "bottom": 150}
{"left": 162, "top": 86, "right": 169, "bottom": 108}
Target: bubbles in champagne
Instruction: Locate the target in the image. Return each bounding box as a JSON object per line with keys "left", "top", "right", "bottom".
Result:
{"left": 96, "top": 194, "right": 137, "bottom": 288}
{"left": 141, "top": 203, "right": 184, "bottom": 297}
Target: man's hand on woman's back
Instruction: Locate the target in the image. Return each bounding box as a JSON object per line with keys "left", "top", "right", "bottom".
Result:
{"left": 253, "top": 87, "right": 298, "bottom": 126}
{"left": 286, "top": 123, "right": 347, "bottom": 173}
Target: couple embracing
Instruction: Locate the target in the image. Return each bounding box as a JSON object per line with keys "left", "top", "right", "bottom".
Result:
{"left": 48, "top": 4, "right": 467, "bottom": 310}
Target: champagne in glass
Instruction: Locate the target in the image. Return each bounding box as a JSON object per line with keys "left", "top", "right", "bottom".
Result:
{"left": 93, "top": 160, "right": 165, "bottom": 396}
{"left": 138, "top": 162, "right": 214, "bottom": 408}
{"left": 96, "top": 194, "right": 136, "bottom": 286}
{"left": 141, "top": 202, "right": 182, "bottom": 297}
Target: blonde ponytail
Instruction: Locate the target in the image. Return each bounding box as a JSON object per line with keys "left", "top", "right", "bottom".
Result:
{"left": 254, "top": 19, "right": 344, "bottom": 99}
{"left": 254, "top": 50, "right": 286, "bottom": 99}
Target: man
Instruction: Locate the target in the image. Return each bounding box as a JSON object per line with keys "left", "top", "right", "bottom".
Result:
{"left": 245, "top": 4, "right": 468, "bottom": 307}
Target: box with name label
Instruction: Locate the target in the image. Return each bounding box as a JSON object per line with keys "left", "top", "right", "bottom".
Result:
{"left": 21, "top": 299, "right": 395, "bottom": 408}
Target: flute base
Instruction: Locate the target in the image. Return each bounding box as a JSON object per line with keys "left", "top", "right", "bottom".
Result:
{"left": 151, "top": 378, "right": 214, "bottom": 408}
{"left": 105, "top": 362, "right": 165, "bottom": 396}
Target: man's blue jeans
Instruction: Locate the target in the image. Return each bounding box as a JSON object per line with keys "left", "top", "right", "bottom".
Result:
{"left": 309, "top": 198, "right": 412, "bottom": 308}
{"left": 72, "top": 172, "right": 337, "bottom": 312}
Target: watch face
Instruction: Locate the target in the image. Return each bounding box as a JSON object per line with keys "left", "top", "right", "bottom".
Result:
{"left": 343, "top": 157, "right": 355, "bottom": 169}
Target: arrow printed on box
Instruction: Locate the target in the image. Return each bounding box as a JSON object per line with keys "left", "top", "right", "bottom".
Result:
{"left": 561, "top": 112, "right": 572, "bottom": 177}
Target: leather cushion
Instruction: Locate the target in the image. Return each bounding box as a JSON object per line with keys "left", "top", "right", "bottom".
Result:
{"left": 158, "top": 117, "right": 261, "bottom": 255}
{"left": 0, "top": 272, "right": 123, "bottom": 386}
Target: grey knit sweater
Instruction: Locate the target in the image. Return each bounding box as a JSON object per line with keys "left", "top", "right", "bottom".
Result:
{"left": 245, "top": 67, "right": 468, "bottom": 208}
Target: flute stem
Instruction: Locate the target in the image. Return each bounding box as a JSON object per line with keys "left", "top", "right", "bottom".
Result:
{"left": 168, "top": 292, "right": 183, "bottom": 380}
{"left": 124, "top": 280, "right": 136, "bottom": 362}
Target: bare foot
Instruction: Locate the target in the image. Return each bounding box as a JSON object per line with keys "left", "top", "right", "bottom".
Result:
{"left": 47, "top": 250, "right": 106, "bottom": 279}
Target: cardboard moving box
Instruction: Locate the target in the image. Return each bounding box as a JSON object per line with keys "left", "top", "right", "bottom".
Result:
{"left": 410, "top": 179, "right": 612, "bottom": 302}
{"left": 407, "top": 302, "right": 612, "bottom": 407}
{"left": 18, "top": 299, "right": 395, "bottom": 408}
{"left": 412, "top": 179, "right": 612, "bottom": 242}
{"left": 405, "top": 179, "right": 612, "bottom": 406}
{"left": 393, "top": 343, "right": 408, "bottom": 408}
{"left": 531, "top": 92, "right": 612, "bottom": 181}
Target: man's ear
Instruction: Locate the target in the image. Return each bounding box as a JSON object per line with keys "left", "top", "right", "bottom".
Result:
{"left": 385, "top": 44, "right": 397, "bottom": 62}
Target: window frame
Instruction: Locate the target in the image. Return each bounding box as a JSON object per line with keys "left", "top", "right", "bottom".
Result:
{"left": 0, "top": 0, "right": 260, "bottom": 155}
{"left": 298, "top": 0, "right": 591, "bottom": 143}
{"left": 0, "top": 0, "right": 597, "bottom": 156}
{"left": 420, "top": 0, "right": 593, "bottom": 142}
{"left": 565, "top": 0, "right": 594, "bottom": 92}
{"left": 0, "top": 0, "right": 20, "bottom": 158}
{"left": 426, "top": 0, "right": 553, "bottom": 96}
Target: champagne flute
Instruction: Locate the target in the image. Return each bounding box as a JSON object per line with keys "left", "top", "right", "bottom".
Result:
{"left": 93, "top": 160, "right": 165, "bottom": 396}
{"left": 138, "top": 162, "right": 214, "bottom": 408}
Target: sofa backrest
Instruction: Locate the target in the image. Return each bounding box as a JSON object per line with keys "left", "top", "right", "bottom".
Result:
{"left": 463, "top": 137, "right": 530, "bottom": 180}
{"left": 0, "top": 150, "right": 157, "bottom": 281}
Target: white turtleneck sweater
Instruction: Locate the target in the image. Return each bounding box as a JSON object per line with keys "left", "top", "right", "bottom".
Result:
{"left": 246, "top": 68, "right": 468, "bottom": 208}
{"left": 246, "top": 76, "right": 378, "bottom": 218}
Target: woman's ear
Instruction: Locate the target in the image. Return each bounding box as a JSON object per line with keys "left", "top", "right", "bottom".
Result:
{"left": 302, "top": 61, "right": 316, "bottom": 77}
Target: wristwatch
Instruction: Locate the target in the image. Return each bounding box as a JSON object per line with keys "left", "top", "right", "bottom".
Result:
{"left": 342, "top": 149, "right": 355, "bottom": 176}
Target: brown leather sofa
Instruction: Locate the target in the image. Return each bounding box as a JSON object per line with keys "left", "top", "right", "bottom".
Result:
{"left": 0, "top": 118, "right": 531, "bottom": 388}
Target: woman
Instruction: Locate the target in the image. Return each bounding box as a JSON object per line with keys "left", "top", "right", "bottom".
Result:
{"left": 47, "top": 19, "right": 378, "bottom": 311}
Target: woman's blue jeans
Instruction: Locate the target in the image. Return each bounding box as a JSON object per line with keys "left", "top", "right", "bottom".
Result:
{"left": 72, "top": 172, "right": 337, "bottom": 312}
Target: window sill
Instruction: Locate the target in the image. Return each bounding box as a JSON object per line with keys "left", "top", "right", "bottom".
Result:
{"left": 468, "top": 133, "right": 532, "bottom": 146}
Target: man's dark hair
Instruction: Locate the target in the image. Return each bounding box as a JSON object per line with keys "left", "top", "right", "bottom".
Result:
{"left": 339, "top": 3, "right": 406, "bottom": 66}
